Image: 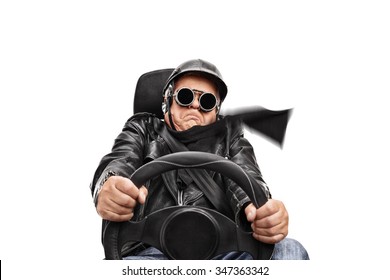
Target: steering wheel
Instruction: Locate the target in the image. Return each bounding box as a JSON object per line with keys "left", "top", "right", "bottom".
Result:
{"left": 103, "top": 151, "right": 275, "bottom": 260}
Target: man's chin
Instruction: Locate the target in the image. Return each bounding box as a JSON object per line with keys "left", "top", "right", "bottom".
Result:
{"left": 177, "top": 120, "right": 200, "bottom": 131}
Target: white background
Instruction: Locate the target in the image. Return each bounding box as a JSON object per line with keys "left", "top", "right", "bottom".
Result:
{"left": 1, "top": 0, "right": 389, "bottom": 279}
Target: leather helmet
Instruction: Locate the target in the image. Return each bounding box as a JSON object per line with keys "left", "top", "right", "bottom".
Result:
{"left": 163, "top": 59, "right": 228, "bottom": 102}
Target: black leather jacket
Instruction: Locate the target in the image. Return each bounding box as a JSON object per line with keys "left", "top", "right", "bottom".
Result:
{"left": 90, "top": 113, "right": 271, "bottom": 254}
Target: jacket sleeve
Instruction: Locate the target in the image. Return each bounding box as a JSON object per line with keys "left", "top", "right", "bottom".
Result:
{"left": 224, "top": 120, "right": 271, "bottom": 227}
{"left": 90, "top": 114, "right": 150, "bottom": 203}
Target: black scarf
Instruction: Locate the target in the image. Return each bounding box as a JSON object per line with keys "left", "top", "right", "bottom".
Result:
{"left": 168, "top": 106, "right": 292, "bottom": 150}
{"left": 168, "top": 118, "right": 228, "bottom": 152}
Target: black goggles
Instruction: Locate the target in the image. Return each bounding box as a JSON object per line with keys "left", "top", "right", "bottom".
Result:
{"left": 173, "top": 88, "right": 219, "bottom": 112}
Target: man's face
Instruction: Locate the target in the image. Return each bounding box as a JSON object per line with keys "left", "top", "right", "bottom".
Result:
{"left": 164, "top": 74, "right": 220, "bottom": 131}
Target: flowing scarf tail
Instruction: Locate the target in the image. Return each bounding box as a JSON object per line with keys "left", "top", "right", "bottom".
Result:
{"left": 225, "top": 107, "right": 293, "bottom": 148}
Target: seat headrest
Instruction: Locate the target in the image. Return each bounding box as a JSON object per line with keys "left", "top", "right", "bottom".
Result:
{"left": 133, "top": 68, "right": 174, "bottom": 119}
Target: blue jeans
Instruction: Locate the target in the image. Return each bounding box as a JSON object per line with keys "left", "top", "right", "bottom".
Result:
{"left": 123, "top": 238, "right": 309, "bottom": 260}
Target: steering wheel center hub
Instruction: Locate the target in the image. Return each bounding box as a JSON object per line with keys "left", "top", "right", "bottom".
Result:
{"left": 160, "top": 208, "right": 220, "bottom": 260}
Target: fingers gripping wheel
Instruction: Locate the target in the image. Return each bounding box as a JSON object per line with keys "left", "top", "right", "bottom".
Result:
{"left": 103, "top": 151, "right": 274, "bottom": 260}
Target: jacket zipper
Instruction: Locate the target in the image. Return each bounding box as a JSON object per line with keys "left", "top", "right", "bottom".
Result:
{"left": 177, "top": 189, "right": 184, "bottom": 206}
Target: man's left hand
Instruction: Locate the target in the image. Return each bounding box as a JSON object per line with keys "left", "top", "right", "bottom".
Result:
{"left": 245, "top": 199, "right": 289, "bottom": 244}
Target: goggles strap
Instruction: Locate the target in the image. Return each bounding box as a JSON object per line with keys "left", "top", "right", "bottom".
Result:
{"left": 165, "top": 94, "right": 177, "bottom": 131}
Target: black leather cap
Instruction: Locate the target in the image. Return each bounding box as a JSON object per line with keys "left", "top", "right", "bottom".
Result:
{"left": 163, "top": 59, "right": 228, "bottom": 102}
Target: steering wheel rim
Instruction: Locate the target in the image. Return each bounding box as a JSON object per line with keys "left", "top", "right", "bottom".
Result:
{"left": 103, "top": 151, "right": 273, "bottom": 259}
{"left": 130, "top": 151, "right": 268, "bottom": 208}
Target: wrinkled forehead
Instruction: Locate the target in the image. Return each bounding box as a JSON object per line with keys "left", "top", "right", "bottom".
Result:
{"left": 174, "top": 73, "right": 220, "bottom": 97}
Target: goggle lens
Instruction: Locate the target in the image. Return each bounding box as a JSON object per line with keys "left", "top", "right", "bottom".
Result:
{"left": 176, "top": 88, "right": 194, "bottom": 106}
{"left": 199, "top": 93, "right": 217, "bottom": 111}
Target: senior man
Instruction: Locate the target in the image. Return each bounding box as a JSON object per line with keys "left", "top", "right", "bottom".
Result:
{"left": 91, "top": 59, "right": 309, "bottom": 260}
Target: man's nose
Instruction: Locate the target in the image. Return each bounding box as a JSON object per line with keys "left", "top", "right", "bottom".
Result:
{"left": 189, "top": 95, "right": 200, "bottom": 109}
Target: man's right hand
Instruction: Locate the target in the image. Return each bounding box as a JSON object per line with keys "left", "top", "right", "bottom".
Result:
{"left": 96, "top": 175, "right": 148, "bottom": 222}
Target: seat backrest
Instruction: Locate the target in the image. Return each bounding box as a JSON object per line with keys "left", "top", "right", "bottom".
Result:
{"left": 133, "top": 68, "right": 174, "bottom": 119}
